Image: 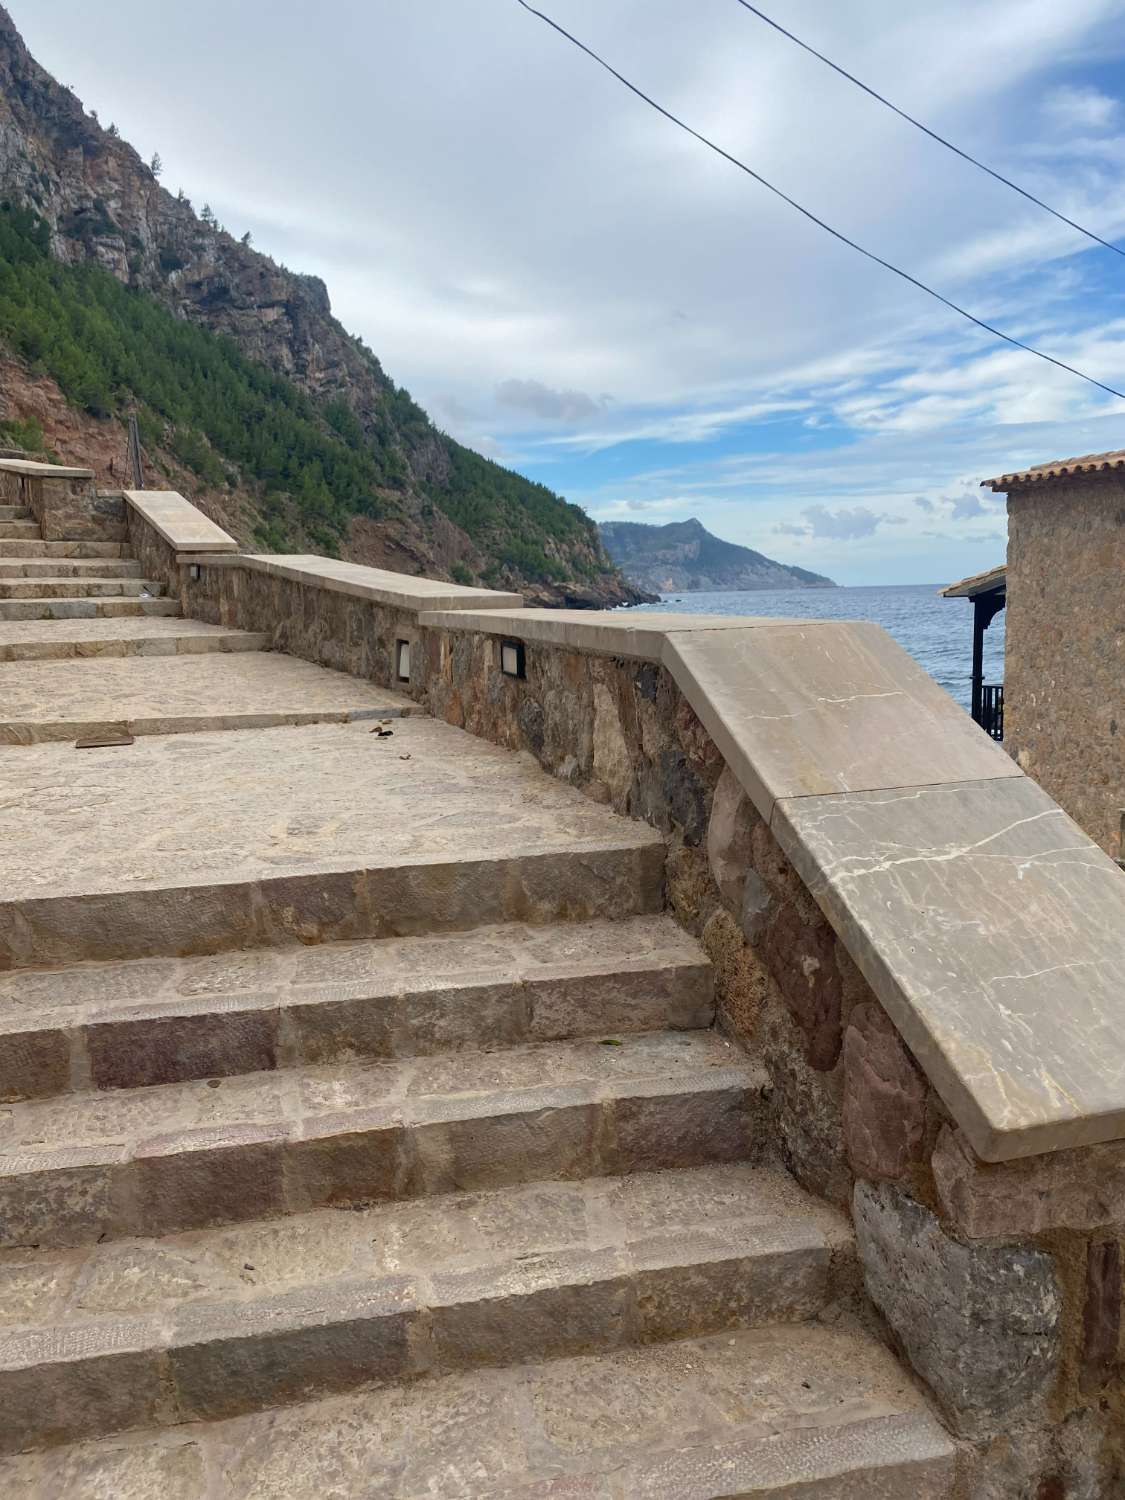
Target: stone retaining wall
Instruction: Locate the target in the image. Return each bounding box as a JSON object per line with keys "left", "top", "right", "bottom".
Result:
{"left": 168, "top": 547, "right": 1125, "bottom": 1493}
{"left": 0, "top": 462, "right": 125, "bottom": 541}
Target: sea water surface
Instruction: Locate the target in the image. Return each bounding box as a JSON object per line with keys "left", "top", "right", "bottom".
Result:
{"left": 630, "top": 583, "right": 1004, "bottom": 716}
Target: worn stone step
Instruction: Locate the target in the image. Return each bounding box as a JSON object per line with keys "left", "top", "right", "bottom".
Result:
{"left": 0, "top": 577, "right": 164, "bottom": 599}
{"left": 0, "top": 617, "right": 269, "bottom": 663}
{"left": 0, "top": 506, "right": 32, "bottom": 522}
{"left": 0, "top": 540, "right": 128, "bottom": 559}
{"left": 0, "top": 916, "right": 713, "bottom": 1098}
{"left": 0, "top": 597, "right": 181, "bottom": 621}
{"left": 0, "top": 521, "right": 40, "bottom": 540}
{"left": 0, "top": 652, "right": 421, "bottom": 744}
{"left": 0, "top": 1322, "right": 955, "bottom": 1492}
{"left": 0, "top": 558, "right": 143, "bottom": 579}
{"left": 0, "top": 1164, "right": 848, "bottom": 1452}
{"left": 0, "top": 1030, "right": 761, "bottom": 1250}
{"left": 0, "top": 718, "right": 667, "bottom": 967}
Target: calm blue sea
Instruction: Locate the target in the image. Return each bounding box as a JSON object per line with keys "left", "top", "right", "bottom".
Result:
{"left": 630, "top": 584, "right": 1004, "bottom": 716}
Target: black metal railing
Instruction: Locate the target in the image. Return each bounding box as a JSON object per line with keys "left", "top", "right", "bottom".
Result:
{"left": 980, "top": 683, "right": 1004, "bottom": 742}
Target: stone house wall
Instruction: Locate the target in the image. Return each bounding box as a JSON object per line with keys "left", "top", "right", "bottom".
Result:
{"left": 177, "top": 556, "right": 1125, "bottom": 1494}
{"left": 1005, "top": 476, "right": 1125, "bottom": 861}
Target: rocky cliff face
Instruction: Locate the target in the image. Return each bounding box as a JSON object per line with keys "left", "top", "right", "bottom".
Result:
{"left": 0, "top": 6, "right": 641, "bottom": 606}
{"left": 599, "top": 518, "right": 835, "bottom": 594}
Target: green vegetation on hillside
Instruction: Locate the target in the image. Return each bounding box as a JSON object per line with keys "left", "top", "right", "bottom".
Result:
{"left": 0, "top": 205, "right": 604, "bottom": 581}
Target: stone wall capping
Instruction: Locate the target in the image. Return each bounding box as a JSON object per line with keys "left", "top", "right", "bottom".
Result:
{"left": 0, "top": 459, "right": 95, "bottom": 479}
{"left": 122, "top": 491, "right": 239, "bottom": 554}
{"left": 190, "top": 554, "right": 524, "bottom": 612}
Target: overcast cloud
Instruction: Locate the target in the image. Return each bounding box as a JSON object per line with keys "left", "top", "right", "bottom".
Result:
{"left": 18, "top": 0, "right": 1125, "bottom": 582}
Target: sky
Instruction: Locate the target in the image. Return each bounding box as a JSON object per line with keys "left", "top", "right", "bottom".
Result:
{"left": 17, "top": 0, "right": 1125, "bottom": 584}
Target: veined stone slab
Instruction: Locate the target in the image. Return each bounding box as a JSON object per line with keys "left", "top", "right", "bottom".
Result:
{"left": 773, "top": 776, "right": 1125, "bottom": 1160}
{"left": 661, "top": 621, "right": 1020, "bottom": 819}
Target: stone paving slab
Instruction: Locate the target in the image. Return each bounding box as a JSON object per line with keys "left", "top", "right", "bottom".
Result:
{"left": 0, "top": 915, "right": 714, "bottom": 1097}
{"left": 0, "top": 719, "right": 666, "bottom": 965}
{"left": 0, "top": 1165, "right": 848, "bottom": 1450}
{"left": 0, "top": 559, "right": 142, "bottom": 578}
{"left": 0, "top": 1030, "right": 763, "bottom": 1247}
{"left": 0, "top": 541, "right": 129, "bottom": 559}
{"left": 0, "top": 616, "right": 270, "bottom": 662}
{"left": 0, "top": 652, "right": 419, "bottom": 742}
{"left": 0, "top": 1323, "right": 955, "bottom": 1495}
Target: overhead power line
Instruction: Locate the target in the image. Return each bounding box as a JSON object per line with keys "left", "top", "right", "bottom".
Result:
{"left": 513, "top": 0, "right": 1125, "bottom": 403}
{"left": 731, "top": 0, "right": 1125, "bottom": 261}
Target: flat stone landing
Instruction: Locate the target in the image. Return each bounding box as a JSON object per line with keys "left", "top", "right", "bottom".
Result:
{"left": 0, "top": 719, "right": 665, "bottom": 963}
{"left": 0, "top": 617, "right": 270, "bottom": 662}
{"left": 0, "top": 652, "right": 417, "bottom": 741}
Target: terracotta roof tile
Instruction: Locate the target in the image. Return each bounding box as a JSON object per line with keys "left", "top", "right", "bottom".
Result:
{"left": 982, "top": 448, "right": 1125, "bottom": 489}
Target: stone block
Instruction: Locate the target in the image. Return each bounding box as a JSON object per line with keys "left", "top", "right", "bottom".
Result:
{"left": 84, "top": 1005, "right": 279, "bottom": 1089}
{"left": 629, "top": 1225, "right": 828, "bottom": 1341}
{"left": 0, "top": 1147, "right": 125, "bottom": 1249}
{"left": 170, "top": 1280, "right": 416, "bottom": 1421}
{"left": 843, "top": 1002, "right": 926, "bottom": 1180}
{"left": 853, "top": 1180, "right": 1061, "bottom": 1436}
{"left": 132, "top": 1127, "right": 287, "bottom": 1237}
{"left": 411, "top": 1098, "right": 602, "bottom": 1195}
{"left": 284, "top": 1113, "right": 405, "bottom": 1210}
{"left": 39, "top": 1440, "right": 206, "bottom": 1500}
{"left": 427, "top": 1249, "right": 632, "bottom": 1369}
{"left": 932, "top": 1125, "right": 1125, "bottom": 1238}
{"left": 0, "top": 1319, "right": 165, "bottom": 1453}
{"left": 706, "top": 765, "right": 756, "bottom": 914}
{"left": 608, "top": 1078, "right": 756, "bottom": 1173}
{"left": 0, "top": 1025, "right": 71, "bottom": 1101}
{"left": 1081, "top": 1238, "right": 1121, "bottom": 1391}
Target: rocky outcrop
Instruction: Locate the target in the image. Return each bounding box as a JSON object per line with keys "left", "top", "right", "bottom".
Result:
{"left": 0, "top": 6, "right": 640, "bottom": 606}
{"left": 600, "top": 517, "right": 835, "bottom": 594}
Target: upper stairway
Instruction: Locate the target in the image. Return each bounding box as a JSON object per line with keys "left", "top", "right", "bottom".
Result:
{"left": 0, "top": 482, "right": 957, "bottom": 1498}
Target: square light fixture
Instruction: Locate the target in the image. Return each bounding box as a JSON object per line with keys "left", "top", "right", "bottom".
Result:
{"left": 500, "top": 639, "right": 526, "bottom": 679}
{"left": 396, "top": 639, "right": 411, "bottom": 682}
{"left": 188, "top": 564, "right": 201, "bottom": 582}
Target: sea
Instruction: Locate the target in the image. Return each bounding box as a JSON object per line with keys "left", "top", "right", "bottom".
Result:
{"left": 629, "top": 583, "right": 1004, "bottom": 717}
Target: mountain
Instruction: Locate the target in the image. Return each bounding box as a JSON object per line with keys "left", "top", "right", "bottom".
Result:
{"left": 599, "top": 518, "right": 835, "bottom": 594}
{"left": 0, "top": 7, "right": 644, "bottom": 607}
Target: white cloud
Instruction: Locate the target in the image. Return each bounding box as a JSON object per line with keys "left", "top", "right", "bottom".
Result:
{"left": 495, "top": 379, "right": 606, "bottom": 423}
{"left": 1043, "top": 84, "right": 1120, "bottom": 133}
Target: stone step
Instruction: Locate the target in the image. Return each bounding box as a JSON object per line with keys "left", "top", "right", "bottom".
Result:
{"left": 0, "top": 617, "right": 269, "bottom": 663}
{"left": 0, "top": 597, "right": 181, "bottom": 621}
{"left": 0, "top": 1322, "right": 956, "bottom": 1492}
{"left": 0, "top": 558, "right": 143, "bottom": 579}
{"left": 0, "top": 577, "right": 165, "bottom": 599}
{"left": 0, "top": 522, "right": 40, "bottom": 540}
{"left": 0, "top": 506, "right": 32, "bottom": 522}
{"left": 0, "top": 1164, "right": 846, "bottom": 1452}
{"left": 0, "top": 652, "right": 421, "bottom": 744}
{"left": 0, "top": 916, "right": 713, "bottom": 1098}
{"left": 0, "top": 719, "right": 666, "bottom": 967}
{"left": 0, "top": 1031, "right": 761, "bottom": 1249}
{"left": 0, "top": 540, "right": 129, "bottom": 559}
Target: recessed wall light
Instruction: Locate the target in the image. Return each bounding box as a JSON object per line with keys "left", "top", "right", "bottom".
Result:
{"left": 500, "top": 639, "right": 526, "bottom": 679}
{"left": 396, "top": 639, "right": 411, "bottom": 682}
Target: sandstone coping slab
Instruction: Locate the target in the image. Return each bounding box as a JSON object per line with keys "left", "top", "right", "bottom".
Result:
{"left": 0, "top": 460, "right": 94, "bottom": 479}
{"left": 774, "top": 776, "right": 1125, "bottom": 1160}
{"left": 188, "top": 553, "right": 525, "bottom": 612}
{"left": 416, "top": 606, "right": 805, "bottom": 661}
{"left": 122, "top": 492, "right": 237, "bottom": 554}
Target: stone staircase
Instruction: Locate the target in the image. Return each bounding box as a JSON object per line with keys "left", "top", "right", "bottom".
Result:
{"left": 0, "top": 503, "right": 957, "bottom": 1495}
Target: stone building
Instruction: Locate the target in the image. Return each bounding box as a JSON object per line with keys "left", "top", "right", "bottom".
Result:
{"left": 978, "top": 450, "right": 1124, "bottom": 863}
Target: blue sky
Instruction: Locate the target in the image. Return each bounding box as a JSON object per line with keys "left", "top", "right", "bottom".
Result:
{"left": 20, "top": 0, "right": 1125, "bottom": 584}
